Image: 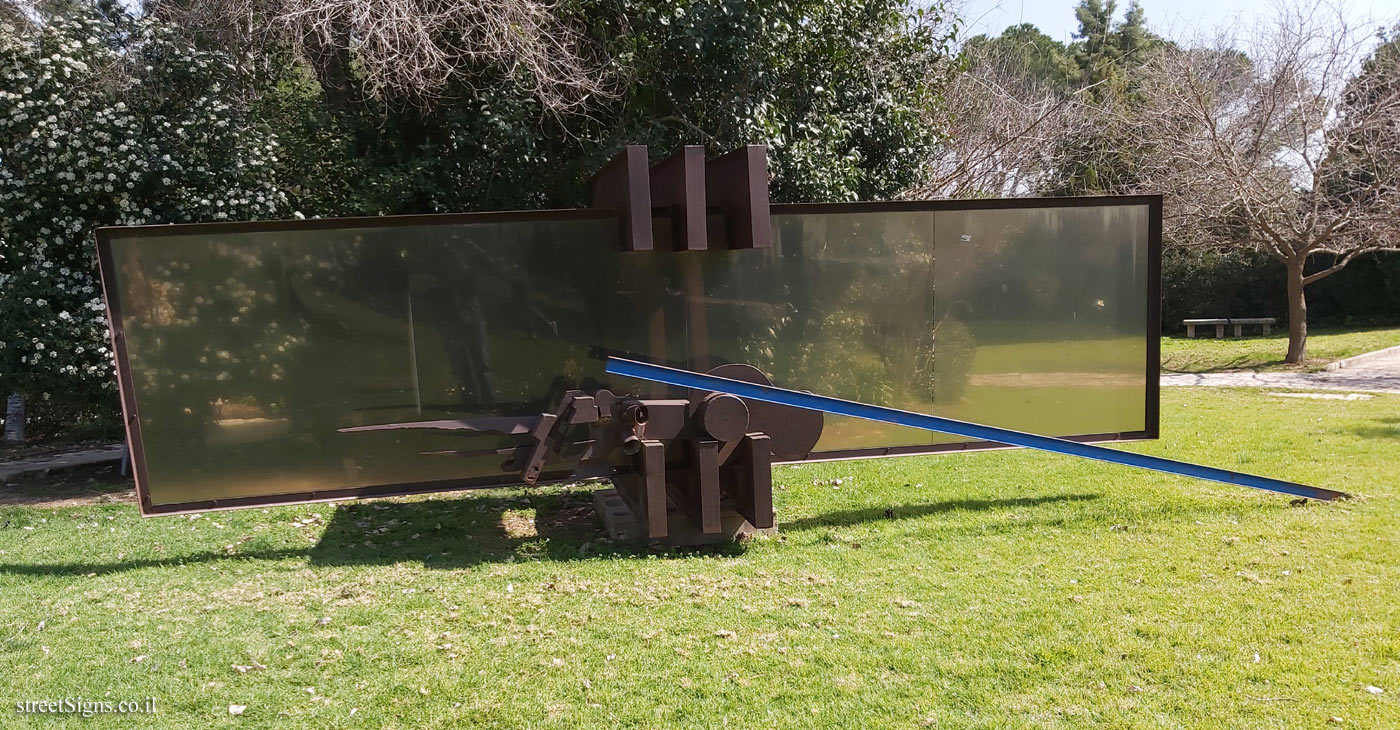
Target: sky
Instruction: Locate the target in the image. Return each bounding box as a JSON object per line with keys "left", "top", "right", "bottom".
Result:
{"left": 957, "top": 0, "right": 1400, "bottom": 44}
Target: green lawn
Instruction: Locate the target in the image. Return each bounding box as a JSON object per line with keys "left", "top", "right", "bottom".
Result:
{"left": 2, "top": 387, "right": 1398, "bottom": 729}
{"left": 1162, "top": 326, "right": 1400, "bottom": 373}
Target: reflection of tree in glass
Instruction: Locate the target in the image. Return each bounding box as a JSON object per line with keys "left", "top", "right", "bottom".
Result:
{"left": 919, "top": 314, "right": 976, "bottom": 405}
{"left": 119, "top": 238, "right": 313, "bottom": 452}
{"left": 936, "top": 208, "right": 1145, "bottom": 342}
{"left": 722, "top": 213, "right": 935, "bottom": 408}
{"left": 406, "top": 227, "right": 561, "bottom": 408}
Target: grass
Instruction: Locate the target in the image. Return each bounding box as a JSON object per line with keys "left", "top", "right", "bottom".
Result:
{"left": 1161, "top": 325, "right": 1400, "bottom": 373}
{"left": 971, "top": 337, "right": 1146, "bottom": 375}
{"left": 2, "top": 387, "right": 1399, "bottom": 729}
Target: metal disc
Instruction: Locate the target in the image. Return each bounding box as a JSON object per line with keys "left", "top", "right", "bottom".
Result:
{"left": 691, "top": 363, "right": 823, "bottom": 461}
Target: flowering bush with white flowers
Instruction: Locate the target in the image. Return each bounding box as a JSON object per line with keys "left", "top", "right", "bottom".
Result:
{"left": 0, "top": 12, "right": 287, "bottom": 435}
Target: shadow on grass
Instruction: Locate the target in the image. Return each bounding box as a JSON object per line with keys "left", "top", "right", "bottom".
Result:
{"left": 1160, "top": 350, "right": 1283, "bottom": 374}
{"left": 1347, "top": 417, "right": 1400, "bottom": 440}
{"left": 780, "top": 493, "right": 1100, "bottom": 532}
{"left": 304, "top": 488, "right": 665, "bottom": 568}
{"left": 0, "top": 490, "right": 1174, "bottom": 579}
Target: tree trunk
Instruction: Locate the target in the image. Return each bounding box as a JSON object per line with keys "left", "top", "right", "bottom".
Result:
{"left": 300, "top": 20, "right": 361, "bottom": 111}
{"left": 1285, "top": 260, "right": 1308, "bottom": 364}
{"left": 3, "top": 393, "right": 23, "bottom": 442}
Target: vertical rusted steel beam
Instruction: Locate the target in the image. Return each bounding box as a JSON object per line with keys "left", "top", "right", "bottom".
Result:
{"left": 649, "top": 145, "right": 708, "bottom": 251}
{"left": 611, "top": 438, "right": 670, "bottom": 540}
{"left": 590, "top": 145, "right": 653, "bottom": 252}
{"left": 705, "top": 145, "right": 771, "bottom": 249}
{"left": 666, "top": 439, "right": 722, "bottom": 535}
{"left": 637, "top": 439, "right": 669, "bottom": 538}
{"left": 725, "top": 432, "right": 774, "bottom": 528}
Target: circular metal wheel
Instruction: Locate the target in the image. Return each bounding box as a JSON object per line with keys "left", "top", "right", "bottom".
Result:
{"left": 690, "top": 363, "right": 824, "bottom": 462}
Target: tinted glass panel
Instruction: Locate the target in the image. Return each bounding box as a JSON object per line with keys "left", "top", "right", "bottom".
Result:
{"left": 102, "top": 201, "right": 1152, "bottom": 511}
{"left": 930, "top": 205, "right": 1149, "bottom": 444}
{"left": 106, "top": 216, "right": 659, "bottom": 508}
{"left": 708, "top": 206, "right": 1148, "bottom": 451}
{"left": 686, "top": 211, "right": 939, "bottom": 449}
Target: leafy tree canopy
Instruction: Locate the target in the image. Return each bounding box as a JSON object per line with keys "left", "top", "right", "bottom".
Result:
{"left": 252, "top": 0, "right": 960, "bottom": 216}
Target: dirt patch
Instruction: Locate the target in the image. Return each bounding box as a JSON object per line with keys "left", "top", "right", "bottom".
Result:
{"left": 0, "top": 461, "right": 135, "bottom": 508}
{"left": 498, "top": 493, "right": 604, "bottom": 541}
{"left": 500, "top": 509, "right": 539, "bottom": 539}
{"left": 538, "top": 498, "right": 600, "bottom": 535}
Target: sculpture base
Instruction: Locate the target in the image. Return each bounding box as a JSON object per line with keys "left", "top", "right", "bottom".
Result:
{"left": 592, "top": 487, "right": 775, "bottom": 546}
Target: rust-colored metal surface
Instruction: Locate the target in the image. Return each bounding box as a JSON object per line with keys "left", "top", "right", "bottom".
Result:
{"left": 705, "top": 145, "right": 771, "bottom": 249}
{"left": 727, "top": 433, "right": 774, "bottom": 529}
{"left": 695, "top": 393, "right": 750, "bottom": 443}
{"left": 691, "top": 364, "right": 823, "bottom": 462}
{"left": 591, "top": 145, "right": 653, "bottom": 252}
{"left": 649, "top": 145, "right": 708, "bottom": 251}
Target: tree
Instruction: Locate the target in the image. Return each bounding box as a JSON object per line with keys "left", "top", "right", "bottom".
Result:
{"left": 961, "top": 23, "right": 1077, "bottom": 90}
{"left": 1325, "top": 25, "right": 1400, "bottom": 227}
{"left": 1113, "top": 1, "right": 1151, "bottom": 65}
{"left": 1042, "top": 0, "right": 1165, "bottom": 195}
{"left": 145, "top": 0, "right": 613, "bottom": 114}
{"left": 589, "top": 1, "right": 959, "bottom": 203}
{"left": 1072, "top": 0, "right": 1118, "bottom": 84}
{"left": 151, "top": 0, "right": 959, "bottom": 213}
{"left": 913, "top": 27, "right": 1082, "bottom": 198}
{"left": 0, "top": 10, "right": 287, "bottom": 436}
{"left": 1126, "top": 5, "right": 1400, "bottom": 362}
{"left": 916, "top": 2, "right": 1165, "bottom": 199}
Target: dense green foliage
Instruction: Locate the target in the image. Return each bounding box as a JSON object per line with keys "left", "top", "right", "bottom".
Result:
{"left": 1164, "top": 248, "right": 1400, "bottom": 332}
{"left": 0, "top": 13, "right": 287, "bottom": 436}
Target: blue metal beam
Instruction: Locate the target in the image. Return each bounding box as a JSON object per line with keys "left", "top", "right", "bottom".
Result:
{"left": 604, "top": 358, "right": 1347, "bottom": 502}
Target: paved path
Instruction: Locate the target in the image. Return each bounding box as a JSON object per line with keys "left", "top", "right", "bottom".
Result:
{"left": 0, "top": 442, "right": 125, "bottom": 482}
{"left": 1162, "top": 347, "right": 1400, "bottom": 394}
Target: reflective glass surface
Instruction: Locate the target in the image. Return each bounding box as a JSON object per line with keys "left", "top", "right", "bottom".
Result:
{"left": 928, "top": 205, "right": 1149, "bottom": 444}
{"left": 102, "top": 202, "right": 1151, "bottom": 509}
{"left": 693, "top": 206, "right": 1148, "bottom": 450}
{"left": 107, "top": 216, "right": 658, "bottom": 507}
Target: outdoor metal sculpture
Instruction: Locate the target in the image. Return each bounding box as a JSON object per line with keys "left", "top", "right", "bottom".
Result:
{"left": 337, "top": 362, "right": 825, "bottom": 539}
{"left": 94, "top": 143, "right": 1344, "bottom": 545}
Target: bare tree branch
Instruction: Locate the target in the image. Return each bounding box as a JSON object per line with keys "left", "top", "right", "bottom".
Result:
{"left": 147, "top": 0, "right": 615, "bottom": 113}
{"left": 1120, "top": 1, "right": 1400, "bottom": 361}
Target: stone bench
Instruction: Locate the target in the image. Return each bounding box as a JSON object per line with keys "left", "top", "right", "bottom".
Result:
{"left": 1183, "top": 317, "right": 1277, "bottom": 338}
